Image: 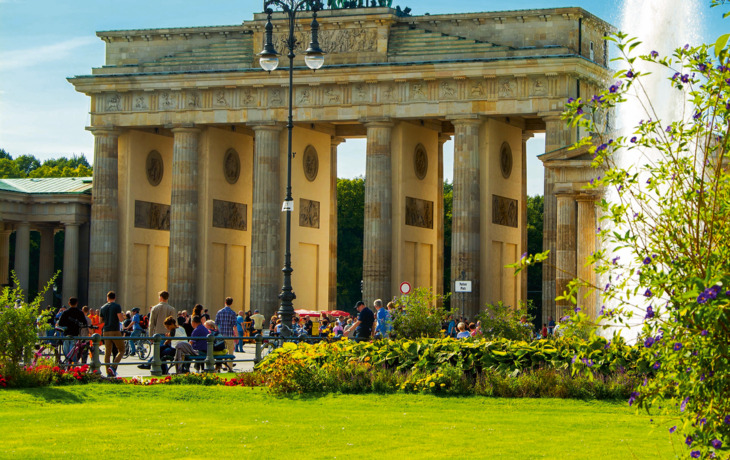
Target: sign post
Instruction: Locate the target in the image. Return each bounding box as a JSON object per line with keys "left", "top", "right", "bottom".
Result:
{"left": 399, "top": 281, "right": 412, "bottom": 295}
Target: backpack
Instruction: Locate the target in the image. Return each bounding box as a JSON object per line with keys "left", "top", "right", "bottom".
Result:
{"left": 139, "top": 314, "right": 149, "bottom": 330}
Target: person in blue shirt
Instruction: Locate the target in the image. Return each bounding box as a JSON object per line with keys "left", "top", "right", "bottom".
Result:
{"left": 373, "top": 299, "right": 392, "bottom": 339}
{"left": 125, "top": 307, "right": 143, "bottom": 355}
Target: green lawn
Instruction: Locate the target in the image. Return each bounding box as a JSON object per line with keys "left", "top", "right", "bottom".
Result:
{"left": 0, "top": 385, "right": 681, "bottom": 459}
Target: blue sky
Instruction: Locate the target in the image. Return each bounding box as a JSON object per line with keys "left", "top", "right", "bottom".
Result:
{"left": 0, "top": 0, "right": 726, "bottom": 195}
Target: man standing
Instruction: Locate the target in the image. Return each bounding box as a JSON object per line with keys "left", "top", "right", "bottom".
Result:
{"left": 251, "top": 309, "right": 266, "bottom": 336}
{"left": 57, "top": 297, "right": 88, "bottom": 357}
{"left": 149, "top": 291, "right": 176, "bottom": 338}
{"left": 348, "top": 300, "right": 374, "bottom": 342}
{"left": 215, "top": 297, "right": 237, "bottom": 360}
{"left": 125, "top": 307, "right": 143, "bottom": 356}
{"left": 99, "top": 291, "right": 125, "bottom": 377}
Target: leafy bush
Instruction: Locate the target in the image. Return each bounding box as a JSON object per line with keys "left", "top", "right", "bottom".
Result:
{"left": 391, "top": 287, "right": 448, "bottom": 339}
{"left": 476, "top": 301, "right": 534, "bottom": 341}
{"left": 1, "top": 363, "right": 105, "bottom": 388}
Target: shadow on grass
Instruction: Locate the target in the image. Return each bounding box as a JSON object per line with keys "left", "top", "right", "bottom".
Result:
{"left": 18, "top": 386, "right": 88, "bottom": 404}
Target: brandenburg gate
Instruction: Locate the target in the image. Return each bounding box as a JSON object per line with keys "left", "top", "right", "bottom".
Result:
{"left": 68, "top": 6, "right": 611, "bottom": 321}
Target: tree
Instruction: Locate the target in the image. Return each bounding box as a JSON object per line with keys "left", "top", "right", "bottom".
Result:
{"left": 526, "top": 195, "right": 543, "bottom": 317}
{"left": 561, "top": 4, "right": 730, "bottom": 455}
{"left": 336, "top": 177, "right": 364, "bottom": 310}
{"left": 14, "top": 155, "right": 41, "bottom": 176}
{"left": 0, "top": 158, "right": 23, "bottom": 179}
{"left": 0, "top": 148, "right": 11, "bottom": 160}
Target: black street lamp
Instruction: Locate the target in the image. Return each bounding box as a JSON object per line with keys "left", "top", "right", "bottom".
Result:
{"left": 259, "top": 0, "right": 325, "bottom": 337}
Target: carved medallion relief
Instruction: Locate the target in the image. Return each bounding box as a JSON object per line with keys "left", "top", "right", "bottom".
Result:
{"left": 106, "top": 93, "right": 121, "bottom": 111}
{"left": 159, "top": 91, "right": 177, "bottom": 110}
{"left": 223, "top": 149, "right": 240, "bottom": 184}
{"left": 499, "top": 142, "right": 513, "bottom": 179}
{"left": 492, "top": 195, "right": 518, "bottom": 228}
{"left": 413, "top": 144, "right": 428, "bottom": 180}
{"left": 405, "top": 197, "right": 434, "bottom": 229}
{"left": 299, "top": 198, "right": 320, "bottom": 228}
{"left": 146, "top": 150, "right": 163, "bottom": 186}
{"left": 212, "top": 199, "right": 247, "bottom": 231}
{"left": 303, "top": 145, "right": 319, "bottom": 182}
{"left": 135, "top": 201, "right": 170, "bottom": 231}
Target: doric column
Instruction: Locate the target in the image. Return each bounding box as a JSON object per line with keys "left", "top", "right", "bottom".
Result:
{"left": 362, "top": 120, "right": 394, "bottom": 306}
{"left": 436, "top": 133, "right": 450, "bottom": 305}
{"left": 87, "top": 127, "right": 120, "bottom": 307}
{"left": 250, "top": 123, "right": 283, "bottom": 319}
{"left": 576, "top": 194, "right": 598, "bottom": 318}
{"left": 62, "top": 222, "right": 80, "bottom": 303}
{"left": 542, "top": 115, "right": 576, "bottom": 321}
{"left": 0, "top": 224, "right": 11, "bottom": 286}
{"left": 450, "top": 117, "right": 482, "bottom": 318}
{"left": 555, "top": 191, "right": 577, "bottom": 317}
{"left": 14, "top": 222, "right": 31, "bottom": 296}
{"left": 328, "top": 137, "right": 345, "bottom": 310}
{"left": 168, "top": 126, "right": 201, "bottom": 312}
{"left": 521, "top": 132, "right": 532, "bottom": 307}
{"left": 38, "top": 227, "right": 55, "bottom": 307}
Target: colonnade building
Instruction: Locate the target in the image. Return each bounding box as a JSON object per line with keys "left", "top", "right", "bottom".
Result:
{"left": 23, "top": 6, "right": 613, "bottom": 321}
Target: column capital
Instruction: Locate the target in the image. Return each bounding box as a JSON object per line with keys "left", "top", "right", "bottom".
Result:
{"left": 522, "top": 132, "right": 535, "bottom": 142}
{"left": 539, "top": 112, "right": 565, "bottom": 122}
{"left": 448, "top": 115, "right": 483, "bottom": 127}
{"left": 331, "top": 136, "right": 346, "bottom": 147}
{"left": 61, "top": 220, "right": 82, "bottom": 227}
{"left": 86, "top": 126, "right": 121, "bottom": 136}
{"left": 361, "top": 118, "right": 393, "bottom": 128}
{"left": 438, "top": 133, "right": 452, "bottom": 145}
{"left": 170, "top": 125, "right": 201, "bottom": 134}
{"left": 575, "top": 192, "right": 599, "bottom": 202}
{"left": 248, "top": 121, "right": 285, "bottom": 132}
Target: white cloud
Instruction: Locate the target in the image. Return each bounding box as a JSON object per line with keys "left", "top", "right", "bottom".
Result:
{"left": 0, "top": 36, "right": 97, "bottom": 71}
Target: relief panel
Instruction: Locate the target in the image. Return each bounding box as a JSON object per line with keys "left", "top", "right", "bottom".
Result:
{"left": 134, "top": 201, "right": 170, "bottom": 231}
{"left": 405, "top": 197, "right": 434, "bottom": 229}
{"left": 212, "top": 199, "right": 247, "bottom": 231}
{"left": 492, "top": 195, "right": 518, "bottom": 228}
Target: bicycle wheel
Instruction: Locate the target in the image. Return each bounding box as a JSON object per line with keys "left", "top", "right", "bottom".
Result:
{"left": 123, "top": 339, "right": 131, "bottom": 358}
{"left": 138, "top": 340, "right": 150, "bottom": 360}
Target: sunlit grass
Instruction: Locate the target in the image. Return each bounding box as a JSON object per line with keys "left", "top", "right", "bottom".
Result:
{"left": 0, "top": 385, "right": 680, "bottom": 459}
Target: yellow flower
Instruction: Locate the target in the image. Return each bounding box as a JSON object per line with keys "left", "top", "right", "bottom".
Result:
{"left": 440, "top": 383, "right": 446, "bottom": 387}
{"left": 429, "top": 382, "right": 435, "bottom": 387}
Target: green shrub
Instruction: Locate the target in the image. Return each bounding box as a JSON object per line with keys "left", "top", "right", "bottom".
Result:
{"left": 391, "top": 287, "right": 448, "bottom": 339}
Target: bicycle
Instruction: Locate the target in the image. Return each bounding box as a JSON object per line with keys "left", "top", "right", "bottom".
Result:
{"left": 124, "top": 336, "right": 151, "bottom": 360}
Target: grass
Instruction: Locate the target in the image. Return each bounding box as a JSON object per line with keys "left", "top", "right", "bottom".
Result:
{"left": 0, "top": 385, "right": 681, "bottom": 459}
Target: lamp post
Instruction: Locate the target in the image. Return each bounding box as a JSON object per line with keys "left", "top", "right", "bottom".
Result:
{"left": 258, "top": 0, "right": 325, "bottom": 337}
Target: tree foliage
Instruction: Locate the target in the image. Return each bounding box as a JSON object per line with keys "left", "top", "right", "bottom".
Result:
{"left": 336, "top": 177, "right": 364, "bottom": 310}
{"left": 561, "top": 5, "right": 730, "bottom": 456}
{"left": 391, "top": 287, "right": 447, "bottom": 339}
{"left": 0, "top": 150, "right": 92, "bottom": 179}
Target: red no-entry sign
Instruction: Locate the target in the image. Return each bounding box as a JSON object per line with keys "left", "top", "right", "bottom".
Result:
{"left": 399, "top": 281, "right": 412, "bottom": 295}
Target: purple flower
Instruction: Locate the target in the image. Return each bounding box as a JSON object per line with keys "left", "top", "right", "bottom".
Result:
{"left": 681, "top": 397, "right": 690, "bottom": 412}
{"left": 666, "top": 125, "right": 673, "bottom": 133}
{"left": 693, "top": 111, "right": 701, "bottom": 120}
{"left": 609, "top": 84, "right": 619, "bottom": 93}
{"left": 591, "top": 94, "right": 605, "bottom": 104}
{"left": 644, "top": 288, "right": 652, "bottom": 297}
{"left": 673, "top": 342, "right": 683, "bottom": 351}
{"left": 652, "top": 361, "right": 661, "bottom": 370}
{"left": 672, "top": 72, "right": 681, "bottom": 81}
{"left": 724, "top": 415, "right": 730, "bottom": 425}
{"left": 612, "top": 256, "right": 620, "bottom": 264}
{"left": 669, "top": 426, "right": 676, "bottom": 433}
{"left": 701, "top": 330, "right": 708, "bottom": 336}
{"left": 644, "top": 337, "right": 655, "bottom": 348}
{"left": 628, "top": 391, "right": 639, "bottom": 406}
{"left": 567, "top": 97, "right": 575, "bottom": 103}
{"left": 604, "top": 340, "right": 611, "bottom": 349}
{"left": 699, "top": 417, "right": 706, "bottom": 426}
{"left": 686, "top": 436, "right": 693, "bottom": 447}
{"left": 680, "top": 74, "right": 690, "bottom": 83}
{"left": 698, "top": 63, "right": 707, "bottom": 72}
{"left": 643, "top": 257, "right": 651, "bottom": 265}
{"left": 712, "top": 439, "right": 723, "bottom": 449}
{"left": 690, "top": 451, "right": 699, "bottom": 458}
{"left": 650, "top": 50, "right": 658, "bottom": 58}
{"left": 630, "top": 136, "right": 637, "bottom": 143}
{"left": 645, "top": 306, "right": 654, "bottom": 320}
{"left": 626, "top": 70, "right": 635, "bottom": 78}
{"left": 576, "top": 107, "right": 583, "bottom": 115}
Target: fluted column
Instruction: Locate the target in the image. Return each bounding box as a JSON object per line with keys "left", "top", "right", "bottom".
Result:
{"left": 250, "top": 123, "right": 283, "bottom": 319}
{"left": 0, "top": 224, "right": 11, "bottom": 286}
{"left": 87, "top": 127, "right": 120, "bottom": 306}
{"left": 450, "top": 118, "right": 482, "bottom": 318}
{"left": 576, "top": 195, "right": 598, "bottom": 318}
{"left": 14, "top": 222, "right": 31, "bottom": 296}
{"left": 328, "top": 137, "right": 344, "bottom": 310}
{"left": 542, "top": 115, "right": 576, "bottom": 322}
{"left": 168, "top": 126, "right": 201, "bottom": 312}
{"left": 555, "top": 191, "right": 577, "bottom": 317}
{"left": 62, "top": 222, "right": 80, "bottom": 303}
{"left": 38, "top": 227, "right": 55, "bottom": 307}
{"left": 521, "top": 132, "right": 532, "bottom": 307}
{"left": 436, "top": 133, "right": 450, "bottom": 305}
{"left": 363, "top": 120, "right": 394, "bottom": 306}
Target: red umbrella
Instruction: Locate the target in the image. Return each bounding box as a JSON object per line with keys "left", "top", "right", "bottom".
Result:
{"left": 294, "top": 309, "right": 321, "bottom": 318}
{"left": 324, "top": 310, "right": 351, "bottom": 317}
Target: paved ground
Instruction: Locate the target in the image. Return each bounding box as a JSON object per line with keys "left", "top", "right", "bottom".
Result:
{"left": 99, "top": 342, "right": 258, "bottom": 378}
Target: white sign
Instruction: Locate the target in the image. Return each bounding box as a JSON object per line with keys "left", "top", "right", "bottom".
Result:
{"left": 399, "top": 281, "right": 412, "bottom": 295}
{"left": 454, "top": 280, "right": 472, "bottom": 293}
{"left": 282, "top": 200, "right": 293, "bottom": 212}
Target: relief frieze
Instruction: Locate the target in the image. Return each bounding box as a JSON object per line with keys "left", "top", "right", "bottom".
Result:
{"left": 492, "top": 195, "right": 518, "bottom": 228}
{"left": 134, "top": 200, "right": 170, "bottom": 231}
{"left": 405, "top": 196, "right": 433, "bottom": 229}
{"left": 212, "top": 199, "right": 247, "bottom": 231}
{"left": 274, "top": 28, "right": 377, "bottom": 55}
{"left": 299, "top": 198, "right": 320, "bottom": 229}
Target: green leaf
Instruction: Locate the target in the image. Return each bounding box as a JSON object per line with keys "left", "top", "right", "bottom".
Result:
{"left": 714, "top": 33, "right": 730, "bottom": 57}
